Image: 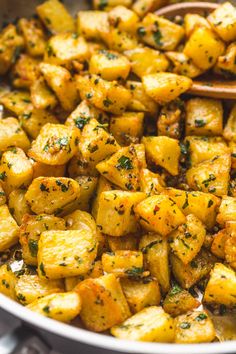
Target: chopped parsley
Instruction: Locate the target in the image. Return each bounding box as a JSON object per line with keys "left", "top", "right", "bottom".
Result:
{"left": 28, "top": 239, "right": 38, "bottom": 257}
{"left": 56, "top": 180, "right": 69, "bottom": 192}
{"left": 116, "top": 156, "right": 133, "bottom": 170}
{"left": 194, "top": 119, "right": 206, "bottom": 128}
{"left": 137, "top": 27, "right": 146, "bottom": 36}
{"left": 74, "top": 116, "right": 90, "bottom": 130}
{"left": 153, "top": 29, "right": 163, "bottom": 46}
{"left": 180, "top": 322, "right": 191, "bottom": 329}
{"left": 195, "top": 313, "right": 207, "bottom": 321}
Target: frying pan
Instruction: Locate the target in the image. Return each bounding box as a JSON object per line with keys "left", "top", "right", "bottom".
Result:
{"left": 0, "top": 1, "right": 235, "bottom": 353}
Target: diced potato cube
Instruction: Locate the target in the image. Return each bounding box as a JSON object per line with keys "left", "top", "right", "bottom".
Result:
{"left": 18, "top": 18, "right": 46, "bottom": 57}
{"left": 229, "top": 141, "right": 236, "bottom": 169}
{"left": 163, "top": 285, "right": 200, "bottom": 316}
{"left": 19, "top": 214, "right": 65, "bottom": 266}
{"left": 211, "top": 228, "right": 227, "bottom": 259}
{"left": 137, "top": 13, "right": 184, "bottom": 51}
{"left": 110, "top": 112, "right": 144, "bottom": 146}
{"left": 79, "top": 118, "right": 119, "bottom": 166}
{"left": 68, "top": 151, "right": 98, "bottom": 178}
{"left": 126, "top": 81, "right": 158, "bottom": 114}
{"left": 166, "top": 52, "right": 203, "bottom": 78}
{"left": 96, "top": 144, "right": 141, "bottom": 191}
{"left": 140, "top": 168, "right": 165, "bottom": 197}
{"left": 27, "top": 292, "right": 81, "bottom": 322}
{"left": 0, "top": 148, "right": 33, "bottom": 195}
{"left": 65, "top": 100, "right": 108, "bottom": 130}
{"left": 45, "top": 33, "right": 89, "bottom": 67}
{"left": 0, "top": 90, "right": 31, "bottom": 116}
{"left": 77, "top": 274, "right": 131, "bottom": 331}
{"left": 76, "top": 74, "right": 131, "bottom": 114}
{"left": 38, "top": 229, "right": 98, "bottom": 279}
{"left": 74, "top": 176, "right": 98, "bottom": 212}
{"left": 111, "top": 306, "right": 175, "bottom": 342}
{"left": 94, "top": 0, "right": 133, "bottom": 11}
{"left": 223, "top": 104, "right": 236, "bottom": 142}
{"left": 91, "top": 176, "right": 117, "bottom": 219}
{"left": 15, "top": 275, "right": 64, "bottom": 305}
{"left": 139, "top": 233, "right": 170, "bottom": 294}
{"left": 217, "top": 196, "right": 236, "bottom": 226}
{"left": 125, "top": 47, "right": 169, "bottom": 78}
{"left": 121, "top": 278, "right": 161, "bottom": 313}
{"left": 64, "top": 209, "right": 97, "bottom": 238}
{"left": 103, "top": 28, "right": 138, "bottom": 52}
{"left": 30, "top": 77, "right": 58, "bottom": 110}
{"left": 0, "top": 205, "right": 19, "bottom": 252}
{"left": 171, "top": 249, "right": 215, "bottom": 289}
{"left": 0, "top": 117, "right": 30, "bottom": 152}
{"left": 0, "top": 185, "right": 6, "bottom": 206}
{"left": 28, "top": 123, "right": 80, "bottom": 165}
{"left": 169, "top": 214, "right": 206, "bottom": 265}
{"left": 8, "top": 189, "right": 31, "bottom": 225}
{"left": 185, "top": 98, "right": 223, "bottom": 136}
{"left": 216, "top": 43, "right": 236, "bottom": 76}
{"left": 40, "top": 63, "right": 78, "bottom": 111}
{"left": 96, "top": 190, "right": 145, "bottom": 236}
{"left": 208, "top": 2, "right": 236, "bottom": 42}
{"left": 186, "top": 154, "right": 231, "bottom": 197}
{"left": 31, "top": 160, "right": 65, "bottom": 179}
{"left": 142, "top": 73, "right": 192, "bottom": 104}
{"left": 204, "top": 263, "right": 236, "bottom": 306}
{"left": 25, "top": 177, "right": 80, "bottom": 215}
{"left": 0, "top": 24, "right": 24, "bottom": 75}
{"left": 161, "top": 188, "right": 219, "bottom": 230}
{"left": 107, "top": 234, "right": 138, "bottom": 252}
{"left": 175, "top": 310, "right": 215, "bottom": 343}
{"left": 89, "top": 49, "right": 130, "bottom": 81}
{"left": 0, "top": 264, "right": 16, "bottom": 299}
{"left": 183, "top": 27, "right": 225, "bottom": 70}
{"left": 184, "top": 13, "right": 211, "bottom": 37}
{"left": 109, "top": 6, "right": 139, "bottom": 32}
{"left": 37, "top": 0, "right": 75, "bottom": 34}
{"left": 185, "top": 136, "right": 229, "bottom": 166}
{"left": 132, "top": 0, "right": 168, "bottom": 17}
{"left": 157, "top": 101, "right": 182, "bottom": 139}
{"left": 77, "top": 11, "right": 109, "bottom": 40}
{"left": 142, "top": 136, "right": 180, "bottom": 176}
{"left": 224, "top": 224, "right": 236, "bottom": 267}
{"left": 11, "top": 54, "right": 40, "bottom": 89}
{"left": 102, "top": 250, "right": 144, "bottom": 277}
{"left": 135, "top": 195, "right": 186, "bottom": 236}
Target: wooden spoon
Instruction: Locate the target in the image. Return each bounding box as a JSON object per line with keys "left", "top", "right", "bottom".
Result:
{"left": 155, "top": 2, "right": 236, "bottom": 100}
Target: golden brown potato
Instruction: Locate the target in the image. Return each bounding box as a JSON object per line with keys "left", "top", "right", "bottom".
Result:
{"left": 107, "top": 234, "right": 138, "bottom": 252}
{"left": 0, "top": 90, "right": 31, "bottom": 116}
{"left": 216, "top": 43, "right": 236, "bottom": 77}
{"left": 102, "top": 250, "right": 144, "bottom": 277}
{"left": 31, "top": 160, "right": 65, "bottom": 179}
{"left": 211, "top": 229, "right": 227, "bottom": 259}
{"left": 8, "top": 189, "right": 31, "bottom": 225}
{"left": 30, "top": 77, "right": 58, "bottom": 110}
{"left": 132, "top": 0, "right": 168, "bottom": 17}
{"left": 0, "top": 117, "right": 30, "bottom": 152}
{"left": 126, "top": 81, "right": 158, "bottom": 114}
{"left": 11, "top": 54, "right": 40, "bottom": 88}
{"left": 217, "top": 196, "right": 236, "bottom": 226}
{"left": 166, "top": 52, "right": 203, "bottom": 78}
{"left": 18, "top": 18, "right": 46, "bottom": 57}
{"left": 0, "top": 264, "right": 16, "bottom": 299}
{"left": 223, "top": 104, "right": 236, "bottom": 142}
{"left": 77, "top": 11, "right": 109, "bottom": 41}
{"left": 108, "top": 6, "right": 139, "bottom": 32}
{"left": 74, "top": 176, "right": 98, "bottom": 211}
{"left": 0, "top": 205, "right": 19, "bottom": 252}
{"left": 103, "top": 27, "right": 138, "bottom": 52}
{"left": 140, "top": 168, "right": 165, "bottom": 197}
{"left": 184, "top": 13, "right": 211, "bottom": 37}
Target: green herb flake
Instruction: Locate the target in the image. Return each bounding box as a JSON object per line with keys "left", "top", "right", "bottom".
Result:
{"left": 28, "top": 239, "right": 38, "bottom": 257}
{"left": 43, "top": 305, "right": 50, "bottom": 314}
{"left": 116, "top": 155, "right": 133, "bottom": 170}
{"left": 180, "top": 322, "right": 191, "bottom": 329}
{"left": 39, "top": 262, "right": 46, "bottom": 276}
{"left": 195, "top": 313, "right": 207, "bottom": 321}
{"left": 194, "top": 119, "right": 206, "bottom": 128}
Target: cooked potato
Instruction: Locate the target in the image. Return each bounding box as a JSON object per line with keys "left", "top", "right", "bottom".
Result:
{"left": 0, "top": 148, "right": 33, "bottom": 195}
{"left": 19, "top": 214, "right": 65, "bottom": 265}
{"left": 224, "top": 226, "right": 236, "bottom": 268}
{"left": 0, "top": 205, "right": 19, "bottom": 252}
{"left": 0, "top": 264, "right": 16, "bottom": 299}
{"left": 38, "top": 229, "right": 98, "bottom": 279}
{"left": 74, "top": 176, "right": 98, "bottom": 211}
{"left": 45, "top": 33, "right": 89, "bottom": 67}
{"left": 204, "top": 263, "right": 236, "bottom": 306}
{"left": 76, "top": 74, "right": 131, "bottom": 114}
{"left": 163, "top": 285, "right": 200, "bottom": 317}
{"left": 139, "top": 233, "right": 170, "bottom": 294}
{"left": 140, "top": 168, "right": 165, "bottom": 196}
{"left": 111, "top": 306, "right": 175, "bottom": 342}
{"left": 89, "top": 49, "right": 131, "bottom": 80}
{"left": 103, "top": 27, "right": 138, "bottom": 52}
{"left": 107, "top": 234, "right": 138, "bottom": 252}
{"left": 162, "top": 188, "right": 219, "bottom": 230}
{"left": 185, "top": 98, "right": 223, "bottom": 136}
{"left": 0, "top": 24, "right": 24, "bottom": 75}
{"left": 77, "top": 11, "right": 109, "bottom": 40}
{"left": 137, "top": 13, "right": 184, "bottom": 51}
{"left": 27, "top": 292, "right": 81, "bottom": 322}
{"left": 37, "top": 0, "right": 75, "bottom": 34}
{"left": 102, "top": 250, "right": 144, "bottom": 277}
{"left": 169, "top": 214, "right": 206, "bottom": 265}
{"left": 175, "top": 311, "right": 215, "bottom": 343}
{"left": 91, "top": 176, "right": 117, "bottom": 219}
{"left": 208, "top": 2, "right": 236, "bottom": 42}
{"left": 125, "top": 47, "right": 169, "bottom": 78}
{"left": 216, "top": 196, "right": 236, "bottom": 226}
{"left": 211, "top": 229, "right": 227, "bottom": 259}
{"left": 185, "top": 136, "right": 229, "bottom": 166}
{"left": 142, "top": 73, "right": 192, "bottom": 104}
{"left": 216, "top": 43, "right": 236, "bottom": 76}
{"left": 18, "top": 18, "right": 46, "bottom": 57}
{"left": 183, "top": 27, "right": 225, "bottom": 70}
{"left": 126, "top": 81, "right": 158, "bottom": 114}
{"left": 171, "top": 249, "right": 216, "bottom": 289}
{"left": 15, "top": 275, "right": 64, "bottom": 305}
{"left": 11, "top": 54, "right": 40, "bottom": 88}
{"left": 157, "top": 100, "right": 182, "bottom": 139}
{"left": 31, "top": 160, "right": 65, "bottom": 179}
{"left": 77, "top": 274, "right": 131, "bottom": 331}
{"left": 0, "top": 185, "right": 6, "bottom": 206}
{"left": 30, "top": 77, "right": 58, "bottom": 110}
{"left": 94, "top": 0, "right": 133, "bottom": 11}
{"left": 121, "top": 278, "right": 161, "bottom": 313}
{"left": 135, "top": 194, "right": 186, "bottom": 236}
{"left": 0, "top": 90, "right": 31, "bottom": 116}
{"left": 132, "top": 0, "right": 168, "bottom": 17}
{"left": 108, "top": 6, "right": 139, "bottom": 32}
{"left": 8, "top": 189, "right": 31, "bottom": 225}
{"left": 186, "top": 154, "right": 231, "bottom": 197}
{"left": 223, "top": 104, "right": 236, "bottom": 142}
{"left": 96, "top": 190, "right": 145, "bottom": 236}
{"left": 166, "top": 52, "right": 203, "bottom": 78}
{"left": 184, "top": 13, "right": 211, "bottom": 37}
{"left": 96, "top": 144, "right": 141, "bottom": 191}
{"left": 40, "top": 63, "right": 78, "bottom": 111}
{"left": 142, "top": 136, "right": 180, "bottom": 176}
{"left": 0, "top": 117, "right": 30, "bottom": 152}
{"left": 28, "top": 123, "right": 80, "bottom": 165}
